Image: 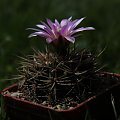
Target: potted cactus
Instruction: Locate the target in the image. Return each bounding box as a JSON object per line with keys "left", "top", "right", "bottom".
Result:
{"left": 1, "top": 17, "right": 120, "bottom": 120}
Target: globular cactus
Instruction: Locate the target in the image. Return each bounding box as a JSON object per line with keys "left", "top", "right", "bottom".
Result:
{"left": 18, "top": 48, "right": 99, "bottom": 106}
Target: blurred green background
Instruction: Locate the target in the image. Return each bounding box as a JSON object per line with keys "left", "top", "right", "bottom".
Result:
{"left": 0, "top": 0, "right": 120, "bottom": 90}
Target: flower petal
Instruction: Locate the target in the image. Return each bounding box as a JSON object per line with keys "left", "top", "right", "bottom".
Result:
{"left": 54, "top": 19, "right": 60, "bottom": 30}
{"left": 60, "top": 21, "right": 73, "bottom": 36}
{"left": 55, "top": 19, "right": 60, "bottom": 24}
{"left": 68, "top": 16, "right": 72, "bottom": 21}
{"left": 47, "top": 19, "right": 59, "bottom": 38}
{"left": 60, "top": 25, "right": 68, "bottom": 36}
{"left": 41, "top": 21, "right": 56, "bottom": 38}
{"left": 65, "top": 36, "right": 75, "bottom": 43}
{"left": 55, "top": 19, "right": 60, "bottom": 26}
{"left": 60, "top": 19, "right": 69, "bottom": 27}
{"left": 41, "top": 21, "right": 52, "bottom": 33}
{"left": 36, "top": 24, "right": 46, "bottom": 29}
{"left": 27, "top": 28, "right": 41, "bottom": 32}
{"left": 72, "top": 17, "right": 85, "bottom": 29}
{"left": 28, "top": 31, "right": 50, "bottom": 38}
{"left": 73, "top": 27, "right": 95, "bottom": 33}
{"left": 47, "top": 19, "right": 54, "bottom": 29}
{"left": 41, "top": 21, "right": 51, "bottom": 29}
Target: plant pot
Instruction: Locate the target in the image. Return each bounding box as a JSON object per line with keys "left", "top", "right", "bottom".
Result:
{"left": 1, "top": 72, "right": 120, "bottom": 120}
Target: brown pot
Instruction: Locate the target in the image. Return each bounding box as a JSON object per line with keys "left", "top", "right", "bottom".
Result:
{"left": 1, "top": 72, "right": 120, "bottom": 120}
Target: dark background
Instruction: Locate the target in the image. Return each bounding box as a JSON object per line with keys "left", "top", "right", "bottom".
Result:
{"left": 0, "top": 0, "right": 120, "bottom": 90}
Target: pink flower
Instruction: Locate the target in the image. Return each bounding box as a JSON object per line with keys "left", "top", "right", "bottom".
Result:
{"left": 28, "top": 17, "right": 95, "bottom": 44}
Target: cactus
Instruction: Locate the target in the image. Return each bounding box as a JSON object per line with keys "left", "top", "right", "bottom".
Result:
{"left": 18, "top": 48, "right": 100, "bottom": 107}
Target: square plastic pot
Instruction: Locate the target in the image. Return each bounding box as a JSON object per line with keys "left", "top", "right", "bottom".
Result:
{"left": 1, "top": 72, "right": 120, "bottom": 120}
